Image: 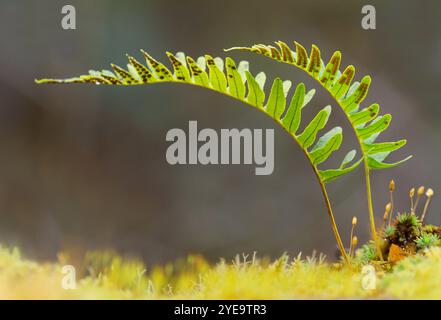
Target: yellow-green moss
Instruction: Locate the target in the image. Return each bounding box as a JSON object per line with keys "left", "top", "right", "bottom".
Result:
{"left": 0, "top": 245, "right": 440, "bottom": 299}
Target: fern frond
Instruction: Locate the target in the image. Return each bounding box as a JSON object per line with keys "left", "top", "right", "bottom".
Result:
{"left": 36, "top": 50, "right": 362, "bottom": 184}
{"left": 225, "top": 41, "right": 412, "bottom": 169}
{"left": 36, "top": 50, "right": 362, "bottom": 264}
{"left": 226, "top": 40, "right": 412, "bottom": 260}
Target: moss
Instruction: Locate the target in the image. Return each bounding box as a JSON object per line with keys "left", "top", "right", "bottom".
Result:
{"left": 415, "top": 233, "right": 441, "bottom": 250}
{"left": 383, "top": 225, "right": 396, "bottom": 238}
{"left": 423, "top": 225, "right": 441, "bottom": 237}
{"left": 364, "top": 213, "right": 441, "bottom": 262}
{"left": 355, "top": 241, "right": 378, "bottom": 264}
{"left": 380, "top": 247, "right": 441, "bottom": 299}
{"left": 1, "top": 244, "right": 441, "bottom": 299}
{"left": 388, "top": 213, "right": 422, "bottom": 247}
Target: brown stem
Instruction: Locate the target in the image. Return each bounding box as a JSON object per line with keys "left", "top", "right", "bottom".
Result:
{"left": 313, "top": 167, "right": 350, "bottom": 265}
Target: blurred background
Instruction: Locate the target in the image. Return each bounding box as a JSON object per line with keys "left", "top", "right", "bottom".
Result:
{"left": 0, "top": 0, "right": 440, "bottom": 265}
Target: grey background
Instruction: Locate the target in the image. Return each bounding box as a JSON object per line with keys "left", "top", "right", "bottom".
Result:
{"left": 0, "top": 0, "right": 440, "bottom": 264}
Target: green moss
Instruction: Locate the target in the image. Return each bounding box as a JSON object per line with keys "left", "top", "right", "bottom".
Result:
{"left": 1, "top": 244, "right": 441, "bottom": 299}
{"left": 355, "top": 241, "right": 378, "bottom": 264}
{"left": 416, "top": 233, "right": 441, "bottom": 250}
{"left": 383, "top": 225, "right": 396, "bottom": 238}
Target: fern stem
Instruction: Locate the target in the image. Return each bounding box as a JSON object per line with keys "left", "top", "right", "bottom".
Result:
{"left": 318, "top": 79, "right": 384, "bottom": 260}
{"left": 283, "top": 62, "right": 383, "bottom": 260}
{"left": 314, "top": 166, "right": 350, "bottom": 265}
{"left": 364, "top": 162, "right": 384, "bottom": 261}
{"left": 320, "top": 79, "right": 383, "bottom": 260}
{"left": 297, "top": 144, "right": 349, "bottom": 265}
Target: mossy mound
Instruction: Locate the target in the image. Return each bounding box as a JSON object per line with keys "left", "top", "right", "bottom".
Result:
{"left": 356, "top": 214, "right": 440, "bottom": 265}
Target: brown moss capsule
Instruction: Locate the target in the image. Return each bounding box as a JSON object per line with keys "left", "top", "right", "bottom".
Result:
{"left": 384, "top": 203, "right": 392, "bottom": 220}
{"left": 351, "top": 236, "right": 358, "bottom": 247}
{"left": 389, "top": 180, "right": 395, "bottom": 191}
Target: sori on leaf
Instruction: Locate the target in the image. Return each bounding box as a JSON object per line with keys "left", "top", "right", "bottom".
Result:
{"left": 36, "top": 50, "right": 362, "bottom": 184}
{"left": 224, "top": 41, "right": 412, "bottom": 170}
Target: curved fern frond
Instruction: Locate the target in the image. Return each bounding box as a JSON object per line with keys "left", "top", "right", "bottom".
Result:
{"left": 36, "top": 51, "right": 362, "bottom": 185}
{"left": 226, "top": 40, "right": 412, "bottom": 260}
{"left": 36, "top": 50, "right": 361, "bottom": 264}
{"left": 225, "top": 41, "right": 412, "bottom": 169}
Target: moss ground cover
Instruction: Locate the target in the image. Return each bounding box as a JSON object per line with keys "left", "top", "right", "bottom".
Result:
{"left": 1, "top": 245, "right": 440, "bottom": 299}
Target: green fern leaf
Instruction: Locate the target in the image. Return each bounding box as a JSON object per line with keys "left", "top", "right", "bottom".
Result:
{"left": 297, "top": 105, "right": 331, "bottom": 149}
{"left": 294, "top": 41, "right": 308, "bottom": 69}
{"left": 244, "top": 71, "right": 265, "bottom": 108}
{"left": 205, "top": 55, "right": 227, "bottom": 92}
{"left": 307, "top": 45, "right": 321, "bottom": 78}
{"left": 330, "top": 65, "right": 355, "bottom": 100}
{"left": 309, "top": 127, "right": 343, "bottom": 165}
{"left": 350, "top": 103, "right": 379, "bottom": 127}
{"left": 225, "top": 40, "right": 411, "bottom": 172}
{"left": 265, "top": 78, "right": 285, "bottom": 119}
{"left": 367, "top": 155, "right": 412, "bottom": 170}
{"left": 186, "top": 56, "right": 209, "bottom": 86}
{"left": 275, "top": 40, "right": 295, "bottom": 63}
{"left": 364, "top": 140, "right": 407, "bottom": 154}
{"left": 319, "top": 157, "right": 364, "bottom": 183}
{"left": 141, "top": 50, "right": 173, "bottom": 80}
{"left": 127, "top": 55, "right": 155, "bottom": 83}
{"left": 36, "top": 50, "right": 360, "bottom": 186}
{"left": 225, "top": 57, "right": 246, "bottom": 99}
{"left": 281, "top": 83, "right": 306, "bottom": 134}
{"left": 166, "top": 52, "right": 191, "bottom": 82}
{"left": 356, "top": 114, "right": 391, "bottom": 140}
{"left": 111, "top": 64, "right": 138, "bottom": 84}
{"left": 320, "top": 51, "right": 341, "bottom": 89}
{"left": 341, "top": 76, "right": 371, "bottom": 113}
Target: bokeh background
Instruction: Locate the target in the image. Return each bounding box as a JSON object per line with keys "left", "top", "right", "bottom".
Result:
{"left": 0, "top": 0, "right": 440, "bottom": 265}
